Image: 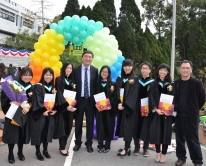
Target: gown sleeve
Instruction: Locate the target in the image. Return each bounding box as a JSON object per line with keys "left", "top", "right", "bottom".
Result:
{"left": 149, "top": 82, "right": 159, "bottom": 112}
{"left": 55, "top": 77, "right": 69, "bottom": 112}
{"left": 1, "top": 90, "right": 11, "bottom": 115}
{"left": 123, "top": 77, "right": 139, "bottom": 117}
{"left": 32, "top": 84, "right": 47, "bottom": 119}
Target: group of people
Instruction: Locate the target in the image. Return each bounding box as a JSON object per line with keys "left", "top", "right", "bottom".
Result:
{"left": 0, "top": 50, "right": 205, "bottom": 166}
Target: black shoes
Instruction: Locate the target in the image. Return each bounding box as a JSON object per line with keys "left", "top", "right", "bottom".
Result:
{"left": 117, "top": 149, "right": 131, "bottom": 157}
{"left": 59, "top": 148, "right": 69, "bottom": 156}
{"left": 73, "top": 144, "right": 81, "bottom": 151}
{"left": 43, "top": 151, "right": 51, "bottom": 159}
{"left": 36, "top": 153, "right": 44, "bottom": 161}
{"left": 17, "top": 153, "right": 25, "bottom": 161}
{"left": 8, "top": 155, "right": 15, "bottom": 164}
{"left": 87, "top": 146, "right": 93, "bottom": 153}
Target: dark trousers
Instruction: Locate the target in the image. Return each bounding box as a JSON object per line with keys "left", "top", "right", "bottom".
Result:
{"left": 175, "top": 116, "right": 203, "bottom": 165}
{"left": 134, "top": 138, "right": 149, "bottom": 150}
{"left": 75, "top": 97, "right": 94, "bottom": 146}
{"left": 98, "top": 137, "right": 112, "bottom": 150}
{"left": 59, "top": 135, "right": 69, "bottom": 150}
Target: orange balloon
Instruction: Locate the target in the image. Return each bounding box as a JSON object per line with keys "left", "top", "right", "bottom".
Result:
{"left": 33, "top": 75, "right": 41, "bottom": 83}
{"left": 33, "top": 66, "right": 43, "bottom": 75}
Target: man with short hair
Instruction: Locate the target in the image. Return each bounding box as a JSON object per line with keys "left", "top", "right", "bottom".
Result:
{"left": 174, "top": 60, "right": 205, "bottom": 166}
{"left": 73, "top": 50, "right": 98, "bottom": 153}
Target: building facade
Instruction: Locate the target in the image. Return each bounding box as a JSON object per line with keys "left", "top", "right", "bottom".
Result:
{"left": 0, "top": 0, "right": 49, "bottom": 44}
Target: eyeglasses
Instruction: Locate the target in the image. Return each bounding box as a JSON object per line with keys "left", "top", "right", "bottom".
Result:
{"left": 180, "top": 67, "right": 191, "bottom": 70}
{"left": 141, "top": 67, "right": 150, "bottom": 70}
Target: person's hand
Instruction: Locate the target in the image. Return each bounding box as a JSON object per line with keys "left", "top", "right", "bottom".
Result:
{"left": 43, "top": 111, "right": 49, "bottom": 116}
{"left": 50, "top": 110, "right": 57, "bottom": 115}
{"left": 67, "top": 106, "right": 76, "bottom": 112}
{"left": 22, "top": 107, "right": 29, "bottom": 114}
{"left": 106, "top": 106, "right": 112, "bottom": 110}
{"left": 156, "top": 109, "right": 164, "bottom": 115}
{"left": 199, "top": 110, "right": 205, "bottom": 116}
{"left": 118, "top": 103, "right": 124, "bottom": 110}
{"left": 10, "top": 101, "right": 20, "bottom": 106}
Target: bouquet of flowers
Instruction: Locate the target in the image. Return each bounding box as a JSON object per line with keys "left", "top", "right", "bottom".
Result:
{"left": 0, "top": 76, "right": 28, "bottom": 103}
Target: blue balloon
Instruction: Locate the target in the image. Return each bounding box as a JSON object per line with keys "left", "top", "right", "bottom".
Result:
{"left": 50, "top": 23, "right": 57, "bottom": 30}
{"left": 113, "top": 62, "right": 122, "bottom": 72}
{"left": 80, "top": 16, "right": 89, "bottom": 22}
{"left": 117, "top": 55, "right": 125, "bottom": 63}
{"left": 95, "top": 21, "right": 103, "bottom": 31}
{"left": 63, "top": 26, "right": 71, "bottom": 33}
{"left": 55, "top": 25, "right": 64, "bottom": 34}
{"left": 87, "top": 24, "right": 95, "bottom": 35}
{"left": 64, "top": 32, "right": 72, "bottom": 41}
{"left": 71, "top": 26, "right": 79, "bottom": 36}
{"left": 63, "top": 40, "right": 69, "bottom": 45}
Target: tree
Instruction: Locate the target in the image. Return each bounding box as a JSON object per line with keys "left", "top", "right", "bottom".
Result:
{"left": 119, "top": 0, "right": 141, "bottom": 33}
{"left": 90, "top": 1, "right": 109, "bottom": 27}
{"left": 61, "top": 0, "right": 80, "bottom": 19}
{"left": 3, "top": 29, "right": 39, "bottom": 51}
{"left": 101, "top": 0, "right": 116, "bottom": 33}
{"left": 114, "top": 17, "right": 139, "bottom": 62}
{"left": 79, "top": 6, "right": 92, "bottom": 18}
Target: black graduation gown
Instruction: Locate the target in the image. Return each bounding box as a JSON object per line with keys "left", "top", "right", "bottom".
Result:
{"left": 96, "top": 81, "right": 117, "bottom": 140}
{"left": 2, "top": 81, "right": 32, "bottom": 144}
{"left": 30, "top": 83, "right": 55, "bottom": 145}
{"left": 115, "top": 76, "right": 139, "bottom": 142}
{"left": 149, "top": 81, "right": 174, "bottom": 144}
{"left": 136, "top": 77, "right": 154, "bottom": 143}
{"left": 53, "top": 76, "right": 75, "bottom": 139}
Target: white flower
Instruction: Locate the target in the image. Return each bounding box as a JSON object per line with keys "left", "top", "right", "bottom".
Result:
{"left": 21, "top": 101, "right": 30, "bottom": 108}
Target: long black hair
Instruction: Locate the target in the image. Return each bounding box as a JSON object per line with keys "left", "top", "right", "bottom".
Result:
{"left": 60, "top": 62, "right": 74, "bottom": 81}
{"left": 0, "top": 63, "right": 6, "bottom": 79}
{"left": 96, "top": 65, "right": 112, "bottom": 94}
{"left": 121, "top": 59, "right": 136, "bottom": 79}
{"left": 154, "top": 63, "right": 172, "bottom": 83}
{"left": 17, "top": 67, "right": 33, "bottom": 82}
{"left": 39, "top": 67, "right": 55, "bottom": 86}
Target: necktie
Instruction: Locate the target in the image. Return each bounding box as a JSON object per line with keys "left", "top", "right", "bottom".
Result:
{"left": 84, "top": 68, "right": 89, "bottom": 98}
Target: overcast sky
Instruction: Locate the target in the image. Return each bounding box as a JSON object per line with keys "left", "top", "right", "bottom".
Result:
{"left": 12, "top": 0, "right": 144, "bottom": 19}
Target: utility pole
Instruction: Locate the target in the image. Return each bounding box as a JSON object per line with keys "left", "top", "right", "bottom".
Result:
{"left": 171, "top": 0, "right": 176, "bottom": 80}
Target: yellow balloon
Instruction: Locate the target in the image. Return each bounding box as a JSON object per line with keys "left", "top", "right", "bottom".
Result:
{"left": 38, "top": 34, "right": 48, "bottom": 44}
{"left": 57, "top": 61, "right": 63, "bottom": 68}
{"left": 52, "top": 66, "right": 60, "bottom": 75}
{"left": 48, "top": 39, "right": 56, "bottom": 47}
{"left": 42, "top": 61, "right": 50, "bottom": 69}
{"left": 34, "top": 42, "right": 41, "bottom": 50}
{"left": 55, "top": 44, "right": 65, "bottom": 54}
{"left": 34, "top": 49, "right": 42, "bottom": 58}
{"left": 49, "top": 48, "right": 57, "bottom": 55}
{"left": 29, "top": 52, "right": 36, "bottom": 61}
{"left": 44, "top": 29, "right": 57, "bottom": 39}
{"left": 55, "top": 34, "right": 64, "bottom": 43}
{"left": 34, "top": 58, "right": 42, "bottom": 67}
{"left": 49, "top": 56, "right": 58, "bottom": 66}
{"left": 40, "top": 44, "right": 48, "bottom": 52}
{"left": 41, "top": 53, "right": 49, "bottom": 61}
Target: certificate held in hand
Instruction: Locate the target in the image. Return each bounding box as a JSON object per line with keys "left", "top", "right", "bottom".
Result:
{"left": 158, "top": 94, "right": 174, "bottom": 116}
{"left": 44, "top": 93, "right": 56, "bottom": 111}
{"left": 94, "top": 92, "right": 111, "bottom": 112}
{"left": 63, "top": 90, "right": 77, "bottom": 107}
{"left": 141, "top": 97, "right": 149, "bottom": 116}
{"left": 11, "top": 106, "right": 29, "bottom": 127}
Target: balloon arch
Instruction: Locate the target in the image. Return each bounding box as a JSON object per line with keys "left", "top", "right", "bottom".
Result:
{"left": 29, "top": 15, "right": 125, "bottom": 84}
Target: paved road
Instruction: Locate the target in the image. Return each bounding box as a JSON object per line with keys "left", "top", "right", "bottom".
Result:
{"left": 0, "top": 127, "right": 206, "bottom": 166}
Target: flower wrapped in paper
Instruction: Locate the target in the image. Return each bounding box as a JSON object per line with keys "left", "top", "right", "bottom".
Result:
{"left": 0, "top": 76, "right": 28, "bottom": 103}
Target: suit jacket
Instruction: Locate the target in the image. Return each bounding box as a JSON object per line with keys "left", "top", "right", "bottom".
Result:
{"left": 174, "top": 77, "right": 205, "bottom": 128}
{"left": 74, "top": 64, "right": 98, "bottom": 106}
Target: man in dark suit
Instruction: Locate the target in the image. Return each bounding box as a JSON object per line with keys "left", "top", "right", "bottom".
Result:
{"left": 174, "top": 60, "right": 205, "bottom": 166}
{"left": 73, "top": 50, "right": 98, "bottom": 153}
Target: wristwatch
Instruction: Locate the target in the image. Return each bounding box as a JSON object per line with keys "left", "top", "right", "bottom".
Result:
{"left": 152, "top": 108, "right": 156, "bottom": 113}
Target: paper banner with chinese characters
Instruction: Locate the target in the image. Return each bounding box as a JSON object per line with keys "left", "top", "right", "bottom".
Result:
{"left": 63, "top": 89, "right": 76, "bottom": 107}
{"left": 43, "top": 93, "right": 56, "bottom": 111}
{"left": 141, "top": 97, "right": 149, "bottom": 116}
{"left": 158, "top": 94, "right": 174, "bottom": 116}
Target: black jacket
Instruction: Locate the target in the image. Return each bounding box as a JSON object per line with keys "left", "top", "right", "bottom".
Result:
{"left": 174, "top": 77, "right": 205, "bottom": 128}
